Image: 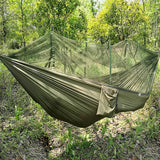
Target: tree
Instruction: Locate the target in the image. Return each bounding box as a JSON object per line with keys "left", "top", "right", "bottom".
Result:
{"left": 90, "top": 0, "right": 101, "bottom": 16}
{"left": 65, "top": 8, "right": 88, "bottom": 40}
{"left": 0, "top": 0, "right": 9, "bottom": 45}
{"left": 7, "top": 0, "right": 37, "bottom": 47}
{"left": 88, "top": 0, "right": 148, "bottom": 44}
{"left": 11, "top": 0, "right": 35, "bottom": 47}
{"left": 35, "top": 0, "right": 80, "bottom": 36}
{"left": 88, "top": 9, "right": 111, "bottom": 44}
{"left": 147, "top": 0, "right": 160, "bottom": 48}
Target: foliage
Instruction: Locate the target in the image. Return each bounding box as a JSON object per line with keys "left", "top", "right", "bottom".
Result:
{"left": 35, "top": 0, "right": 80, "bottom": 37}
{"left": 0, "top": 0, "right": 160, "bottom": 48}
{"left": 88, "top": 7, "right": 111, "bottom": 44}
{"left": 0, "top": 0, "right": 38, "bottom": 48}
{"left": 63, "top": 6, "right": 88, "bottom": 41}
{"left": 88, "top": 0, "right": 148, "bottom": 44}
{"left": 144, "top": 0, "right": 160, "bottom": 49}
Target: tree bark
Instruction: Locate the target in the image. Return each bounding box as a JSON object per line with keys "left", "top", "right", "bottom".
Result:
{"left": 20, "top": 0, "right": 26, "bottom": 47}
{"left": 142, "top": 0, "right": 146, "bottom": 47}
{"left": 1, "top": 0, "right": 7, "bottom": 44}
{"left": 154, "top": 0, "right": 158, "bottom": 47}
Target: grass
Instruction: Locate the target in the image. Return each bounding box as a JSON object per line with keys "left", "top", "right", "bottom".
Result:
{"left": 0, "top": 61, "right": 160, "bottom": 160}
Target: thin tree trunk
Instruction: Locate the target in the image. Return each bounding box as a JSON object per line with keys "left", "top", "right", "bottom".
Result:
{"left": 1, "top": 0, "right": 7, "bottom": 44}
{"left": 142, "top": 0, "right": 146, "bottom": 47}
{"left": 20, "top": 0, "right": 25, "bottom": 47}
{"left": 154, "top": 0, "right": 157, "bottom": 47}
{"left": 120, "top": 9, "right": 124, "bottom": 40}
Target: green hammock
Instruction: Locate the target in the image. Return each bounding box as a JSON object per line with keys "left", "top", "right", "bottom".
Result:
{"left": 0, "top": 32, "right": 159, "bottom": 127}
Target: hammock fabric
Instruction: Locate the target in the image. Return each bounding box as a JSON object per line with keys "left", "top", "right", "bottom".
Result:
{"left": 0, "top": 32, "right": 159, "bottom": 127}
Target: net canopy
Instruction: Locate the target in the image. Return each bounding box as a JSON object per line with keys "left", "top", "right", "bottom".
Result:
{"left": 9, "top": 31, "right": 159, "bottom": 94}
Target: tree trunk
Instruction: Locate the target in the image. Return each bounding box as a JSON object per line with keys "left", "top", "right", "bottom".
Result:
{"left": 1, "top": 0, "right": 7, "bottom": 44}
{"left": 154, "top": 0, "right": 158, "bottom": 47}
{"left": 142, "top": 0, "right": 146, "bottom": 47}
{"left": 20, "top": 0, "right": 26, "bottom": 47}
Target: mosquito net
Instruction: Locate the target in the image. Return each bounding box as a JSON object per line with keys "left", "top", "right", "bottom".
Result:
{"left": 9, "top": 31, "right": 159, "bottom": 94}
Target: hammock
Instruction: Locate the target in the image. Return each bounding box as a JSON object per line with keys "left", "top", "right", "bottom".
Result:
{"left": 0, "top": 32, "right": 159, "bottom": 127}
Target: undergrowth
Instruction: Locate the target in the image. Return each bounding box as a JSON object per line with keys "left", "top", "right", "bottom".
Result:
{"left": 0, "top": 61, "right": 160, "bottom": 160}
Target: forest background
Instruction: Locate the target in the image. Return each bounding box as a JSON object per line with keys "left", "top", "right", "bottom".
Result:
{"left": 1, "top": 0, "right": 160, "bottom": 51}
{"left": 0, "top": 0, "right": 160, "bottom": 160}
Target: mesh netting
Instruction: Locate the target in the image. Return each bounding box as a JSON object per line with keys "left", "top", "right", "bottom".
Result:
{"left": 9, "top": 31, "right": 159, "bottom": 94}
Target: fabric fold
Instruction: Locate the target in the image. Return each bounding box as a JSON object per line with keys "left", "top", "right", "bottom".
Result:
{"left": 97, "top": 85, "right": 118, "bottom": 116}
